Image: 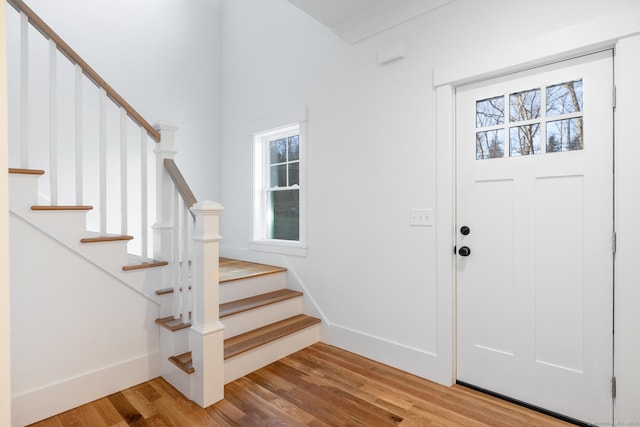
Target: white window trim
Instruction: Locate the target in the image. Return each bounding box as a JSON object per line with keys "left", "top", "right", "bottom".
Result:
{"left": 249, "top": 107, "right": 307, "bottom": 257}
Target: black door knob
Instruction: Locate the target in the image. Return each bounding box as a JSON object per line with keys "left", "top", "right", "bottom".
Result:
{"left": 460, "top": 226, "right": 470, "bottom": 235}
{"left": 458, "top": 246, "right": 471, "bottom": 257}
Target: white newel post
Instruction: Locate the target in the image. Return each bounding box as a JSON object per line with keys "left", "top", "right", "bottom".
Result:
{"left": 190, "top": 201, "right": 225, "bottom": 407}
{"left": 153, "top": 122, "right": 178, "bottom": 313}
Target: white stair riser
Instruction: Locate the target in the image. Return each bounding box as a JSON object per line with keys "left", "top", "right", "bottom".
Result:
{"left": 224, "top": 324, "right": 320, "bottom": 384}
{"left": 13, "top": 210, "right": 88, "bottom": 243}
{"left": 9, "top": 174, "right": 40, "bottom": 208}
{"left": 219, "top": 272, "right": 286, "bottom": 304}
{"left": 222, "top": 297, "right": 303, "bottom": 339}
{"left": 75, "top": 241, "right": 130, "bottom": 271}
{"left": 157, "top": 293, "right": 174, "bottom": 318}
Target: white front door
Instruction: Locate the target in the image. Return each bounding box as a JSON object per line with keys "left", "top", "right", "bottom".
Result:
{"left": 456, "top": 51, "right": 614, "bottom": 425}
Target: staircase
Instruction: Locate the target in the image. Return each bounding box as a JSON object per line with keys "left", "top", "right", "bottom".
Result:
{"left": 157, "top": 258, "right": 320, "bottom": 386}
{"left": 9, "top": 165, "right": 321, "bottom": 424}
{"left": 6, "top": 1, "right": 321, "bottom": 424}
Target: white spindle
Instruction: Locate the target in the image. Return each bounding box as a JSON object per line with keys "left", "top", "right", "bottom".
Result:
{"left": 181, "top": 204, "right": 191, "bottom": 322}
{"left": 99, "top": 88, "right": 107, "bottom": 235}
{"left": 120, "top": 108, "right": 128, "bottom": 235}
{"left": 172, "top": 187, "right": 180, "bottom": 320}
{"left": 49, "top": 39, "right": 58, "bottom": 204}
{"left": 20, "top": 12, "right": 28, "bottom": 168}
{"left": 140, "top": 127, "right": 148, "bottom": 259}
{"left": 74, "top": 64, "right": 83, "bottom": 205}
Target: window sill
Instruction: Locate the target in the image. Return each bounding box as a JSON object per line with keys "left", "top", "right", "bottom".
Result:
{"left": 249, "top": 240, "right": 308, "bottom": 257}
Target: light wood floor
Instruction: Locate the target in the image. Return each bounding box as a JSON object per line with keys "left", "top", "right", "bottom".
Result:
{"left": 29, "top": 343, "right": 575, "bottom": 426}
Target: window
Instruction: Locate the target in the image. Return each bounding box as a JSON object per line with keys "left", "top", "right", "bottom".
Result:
{"left": 475, "top": 79, "right": 583, "bottom": 160}
{"left": 250, "top": 107, "right": 306, "bottom": 256}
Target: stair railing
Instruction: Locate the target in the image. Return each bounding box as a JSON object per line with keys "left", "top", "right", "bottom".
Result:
{"left": 7, "top": 0, "right": 224, "bottom": 408}
{"left": 7, "top": 0, "right": 158, "bottom": 256}
{"left": 154, "top": 124, "right": 225, "bottom": 407}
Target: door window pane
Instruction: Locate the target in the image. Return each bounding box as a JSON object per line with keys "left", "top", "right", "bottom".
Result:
{"left": 476, "top": 96, "right": 505, "bottom": 128}
{"left": 510, "top": 124, "right": 541, "bottom": 156}
{"left": 476, "top": 130, "right": 504, "bottom": 160}
{"left": 509, "top": 89, "right": 541, "bottom": 122}
{"left": 547, "top": 118, "right": 583, "bottom": 152}
{"left": 547, "top": 80, "right": 583, "bottom": 117}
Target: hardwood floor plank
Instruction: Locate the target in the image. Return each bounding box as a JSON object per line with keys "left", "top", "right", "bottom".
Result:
{"left": 265, "top": 360, "right": 403, "bottom": 426}
{"left": 205, "top": 398, "right": 247, "bottom": 426}
{"left": 107, "top": 393, "right": 149, "bottom": 426}
{"left": 27, "top": 344, "right": 576, "bottom": 427}
{"left": 31, "top": 417, "right": 65, "bottom": 427}
{"left": 234, "top": 376, "right": 318, "bottom": 424}
{"left": 92, "top": 398, "right": 127, "bottom": 426}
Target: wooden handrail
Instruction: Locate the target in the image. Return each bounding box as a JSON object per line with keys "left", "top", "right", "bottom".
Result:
{"left": 7, "top": 0, "right": 161, "bottom": 142}
{"left": 164, "top": 159, "right": 198, "bottom": 211}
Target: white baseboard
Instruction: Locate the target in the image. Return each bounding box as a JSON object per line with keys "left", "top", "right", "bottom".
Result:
{"left": 12, "top": 352, "right": 161, "bottom": 427}
{"left": 327, "top": 323, "right": 438, "bottom": 380}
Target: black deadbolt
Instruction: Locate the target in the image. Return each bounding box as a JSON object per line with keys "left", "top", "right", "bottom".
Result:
{"left": 458, "top": 246, "right": 471, "bottom": 257}
{"left": 460, "top": 226, "right": 470, "bottom": 235}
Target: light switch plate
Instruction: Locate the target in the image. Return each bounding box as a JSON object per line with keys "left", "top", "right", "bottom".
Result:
{"left": 410, "top": 208, "right": 433, "bottom": 226}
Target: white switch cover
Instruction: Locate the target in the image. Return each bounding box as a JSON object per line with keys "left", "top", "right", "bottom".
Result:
{"left": 410, "top": 208, "right": 433, "bottom": 226}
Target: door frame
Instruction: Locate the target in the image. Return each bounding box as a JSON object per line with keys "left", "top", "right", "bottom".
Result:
{"left": 432, "top": 6, "right": 640, "bottom": 423}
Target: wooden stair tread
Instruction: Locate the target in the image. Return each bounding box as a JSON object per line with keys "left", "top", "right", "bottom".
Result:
{"left": 155, "top": 316, "right": 191, "bottom": 332}
{"left": 224, "top": 314, "right": 320, "bottom": 360}
{"left": 219, "top": 257, "right": 286, "bottom": 283}
{"left": 31, "top": 205, "right": 93, "bottom": 211}
{"left": 220, "top": 289, "right": 303, "bottom": 319}
{"left": 123, "top": 255, "right": 168, "bottom": 271}
{"left": 168, "top": 352, "right": 194, "bottom": 374}
{"left": 81, "top": 232, "right": 134, "bottom": 243}
{"left": 8, "top": 168, "right": 45, "bottom": 175}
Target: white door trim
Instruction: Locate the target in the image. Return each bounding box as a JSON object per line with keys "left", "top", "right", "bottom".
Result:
{"left": 434, "top": 5, "right": 640, "bottom": 390}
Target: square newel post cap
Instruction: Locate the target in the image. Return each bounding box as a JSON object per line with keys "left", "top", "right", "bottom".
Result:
{"left": 153, "top": 121, "right": 179, "bottom": 156}
{"left": 190, "top": 201, "right": 224, "bottom": 216}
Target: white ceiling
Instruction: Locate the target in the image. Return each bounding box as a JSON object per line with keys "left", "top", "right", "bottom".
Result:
{"left": 286, "top": 0, "right": 455, "bottom": 43}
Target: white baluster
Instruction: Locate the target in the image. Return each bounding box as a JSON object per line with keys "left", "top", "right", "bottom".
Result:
{"left": 20, "top": 12, "right": 28, "bottom": 168}
{"left": 153, "top": 122, "right": 178, "bottom": 314}
{"left": 49, "top": 39, "right": 58, "bottom": 204}
{"left": 120, "top": 108, "right": 127, "bottom": 235}
{"left": 99, "top": 88, "right": 107, "bottom": 235}
{"left": 140, "top": 127, "right": 148, "bottom": 258}
{"left": 181, "top": 203, "right": 191, "bottom": 323}
{"left": 75, "top": 64, "right": 83, "bottom": 205}
{"left": 172, "top": 186, "right": 180, "bottom": 320}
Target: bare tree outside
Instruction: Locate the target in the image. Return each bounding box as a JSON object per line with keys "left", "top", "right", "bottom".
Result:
{"left": 476, "top": 96, "right": 504, "bottom": 159}
{"left": 475, "top": 80, "right": 583, "bottom": 160}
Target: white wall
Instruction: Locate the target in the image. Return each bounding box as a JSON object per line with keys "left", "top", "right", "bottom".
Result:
{"left": 10, "top": 215, "right": 161, "bottom": 426}
{"left": 219, "top": 0, "right": 639, "bottom": 406}
{"left": 5, "top": 0, "right": 222, "bottom": 202}
{"left": 0, "top": 3, "right": 12, "bottom": 426}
